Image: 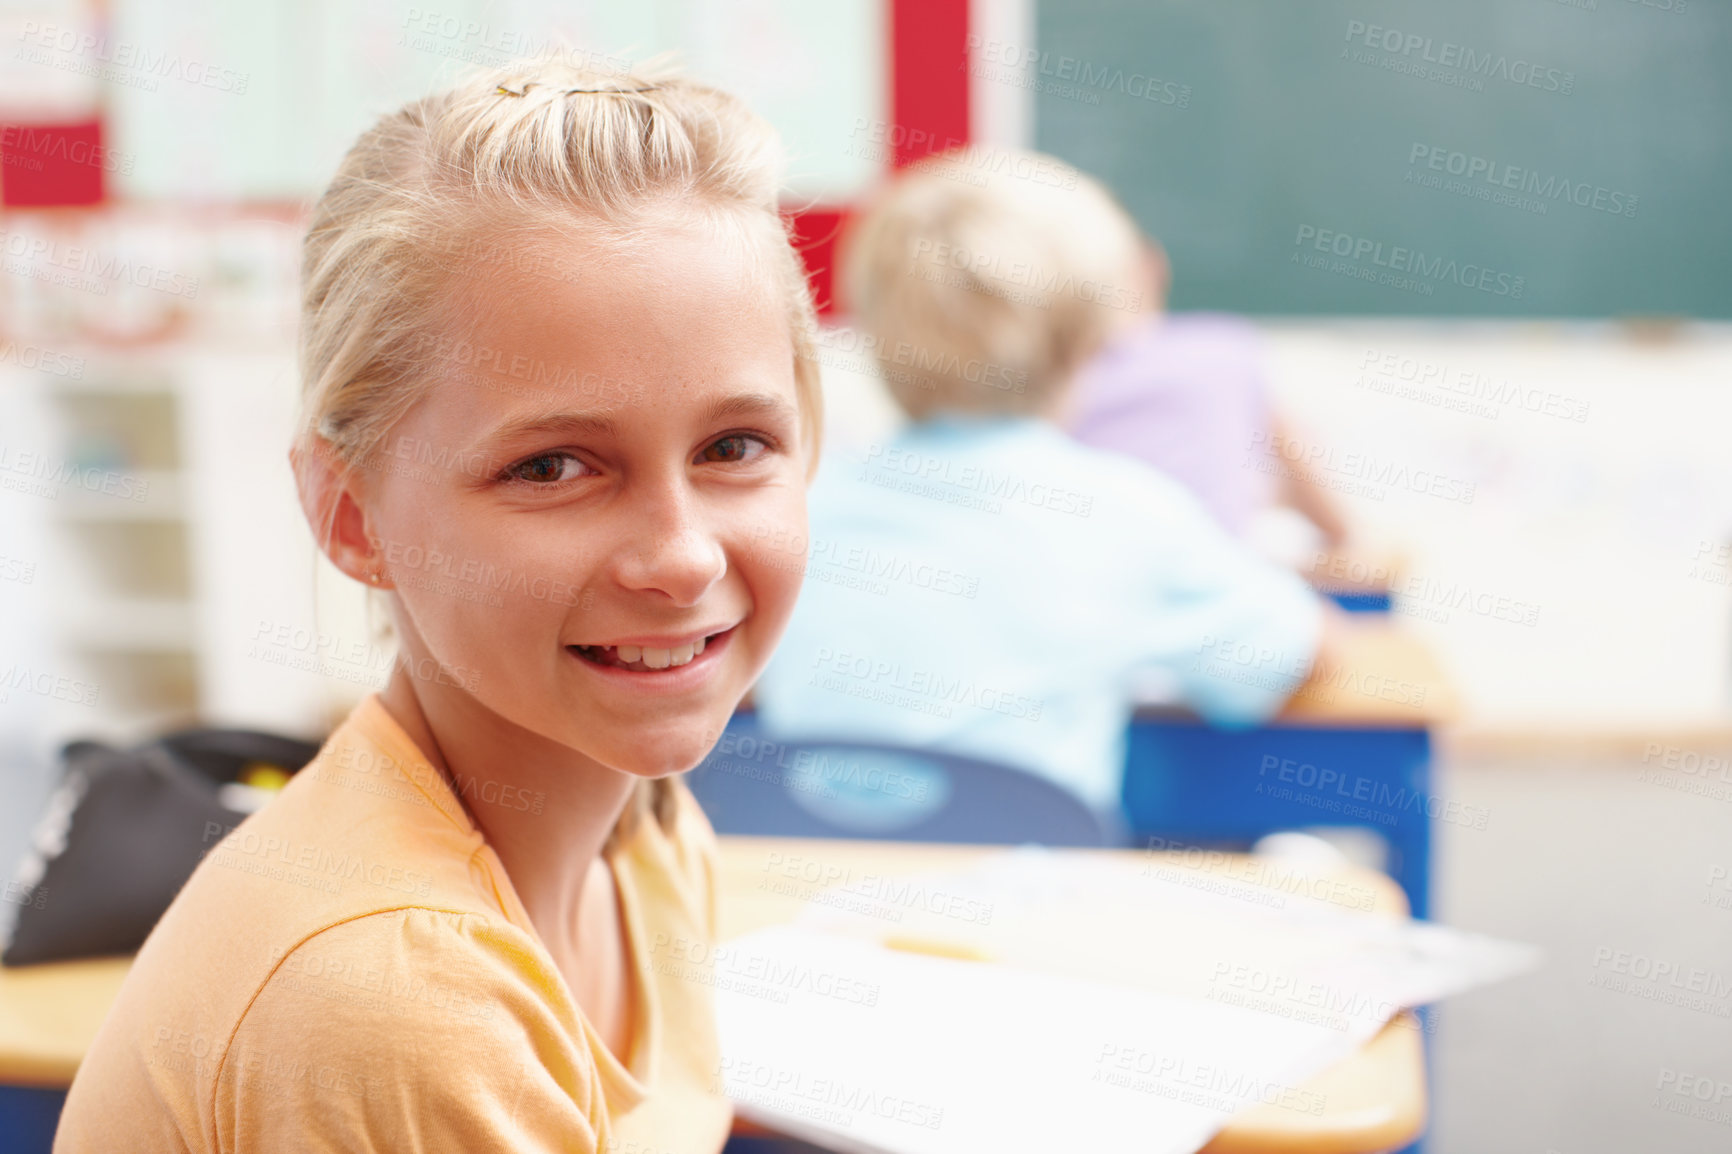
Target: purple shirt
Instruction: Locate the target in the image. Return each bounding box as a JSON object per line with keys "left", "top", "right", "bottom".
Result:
{"left": 1063, "top": 312, "right": 1276, "bottom": 536}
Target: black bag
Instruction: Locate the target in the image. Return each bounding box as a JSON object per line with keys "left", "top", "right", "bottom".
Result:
{"left": 1, "top": 729, "right": 320, "bottom": 966}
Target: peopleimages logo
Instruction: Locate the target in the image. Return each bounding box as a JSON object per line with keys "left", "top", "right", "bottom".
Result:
{"left": 16, "top": 21, "right": 250, "bottom": 94}
{"left": 965, "top": 35, "right": 1191, "bottom": 108}
{"left": 1248, "top": 428, "right": 1477, "bottom": 506}
{"left": 909, "top": 238, "right": 1144, "bottom": 313}
{"left": 0, "top": 338, "right": 84, "bottom": 379}
{"left": 1407, "top": 144, "right": 1638, "bottom": 219}
{"left": 1292, "top": 225, "right": 1525, "bottom": 299}
{"left": 1356, "top": 348, "right": 1591, "bottom": 424}
{"left": 860, "top": 442, "right": 1095, "bottom": 517}
{"left": 0, "top": 228, "right": 200, "bottom": 299}
{"left": 0, "top": 126, "right": 134, "bottom": 176}
{"left": 1342, "top": 21, "right": 1575, "bottom": 95}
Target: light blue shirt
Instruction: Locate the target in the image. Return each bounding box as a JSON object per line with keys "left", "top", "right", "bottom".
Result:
{"left": 752, "top": 414, "right": 1325, "bottom": 814}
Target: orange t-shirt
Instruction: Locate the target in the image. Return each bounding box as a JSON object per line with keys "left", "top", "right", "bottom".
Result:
{"left": 54, "top": 694, "right": 733, "bottom": 1153}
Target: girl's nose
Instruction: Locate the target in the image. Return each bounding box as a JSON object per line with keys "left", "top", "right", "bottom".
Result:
{"left": 611, "top": 493, "right": 728, "bottom": 607}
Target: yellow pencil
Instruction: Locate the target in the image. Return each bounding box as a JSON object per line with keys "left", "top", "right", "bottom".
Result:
{"left": 881, "top": 935, "right": 993, "bottom": 963}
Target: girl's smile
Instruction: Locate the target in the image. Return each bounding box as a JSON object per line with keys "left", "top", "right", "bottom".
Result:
{"left": 566, "top": 623, "right": 739, "bottom": 691}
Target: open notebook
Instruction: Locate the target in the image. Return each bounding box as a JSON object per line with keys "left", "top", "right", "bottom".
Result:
{"left": 713, "top": 848, "right": 1537, "bottom": 1154}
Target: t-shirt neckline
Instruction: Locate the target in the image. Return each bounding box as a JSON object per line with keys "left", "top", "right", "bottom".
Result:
{"left": 349, "top": 693, "right": 653, "bottom": 1114}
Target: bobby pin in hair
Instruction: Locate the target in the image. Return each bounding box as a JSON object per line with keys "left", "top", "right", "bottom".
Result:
{"left": 495, "top": 82, "right": 662, "bottom": 98}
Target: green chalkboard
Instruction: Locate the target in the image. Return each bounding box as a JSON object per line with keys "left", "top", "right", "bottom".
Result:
{"left": 1031, "top": 0, "right": 1728, "bottom": 317}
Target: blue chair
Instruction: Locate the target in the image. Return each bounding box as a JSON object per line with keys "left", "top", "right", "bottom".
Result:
{"left": 689, "top": 713, "right": 1119, "bottom": 847}
{"left": 1323, "top": 587, "right": 1393, "bottom": 614}
{"left": 0, "top": 1087, "right": 63, "bottom": 1154}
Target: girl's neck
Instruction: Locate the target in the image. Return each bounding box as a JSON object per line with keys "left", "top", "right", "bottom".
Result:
{"left": 375, "top": 664, "right": 638, "bottom": 960}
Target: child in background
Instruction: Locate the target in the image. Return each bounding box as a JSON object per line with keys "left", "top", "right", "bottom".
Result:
{"left": 56, "top": 58, "right": 821, "bottom": 1153}
{"left": 751, "top": 148, "right": 1345, "bottom": 819}
{"left": 1060, "top": 304, "right": 1278, "bottom": 540}
{"left": 1060, "top": 297, "right": 1354, "bottom": 562}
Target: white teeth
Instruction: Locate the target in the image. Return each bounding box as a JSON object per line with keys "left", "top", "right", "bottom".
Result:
{"left": 585, "top": 636, "right": 712, "bottom": 671}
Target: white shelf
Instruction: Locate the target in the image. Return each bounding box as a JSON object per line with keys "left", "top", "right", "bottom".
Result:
{"left": 57, "top": 596, "right": 197, "bottom": 652}
{"left": 52, "top": 471, "right": 184, "bottom": 522}
{"left": 60, "top": 704, "right": 204, "bottom": 748}
{"left": 44, "top": 374, "right": 179, "bottom": 397}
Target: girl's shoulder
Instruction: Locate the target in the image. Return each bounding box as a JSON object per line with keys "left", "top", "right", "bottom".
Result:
{"left": 215, "top": 907, "right": 621, "bottom": 1150}
{"left": 57, "top": 700, "right": 617, "bottom": 1152}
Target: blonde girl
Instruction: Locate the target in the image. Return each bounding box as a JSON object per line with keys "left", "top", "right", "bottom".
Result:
{"left": 57, "top": 55, "right": 821, "bottom": 1154}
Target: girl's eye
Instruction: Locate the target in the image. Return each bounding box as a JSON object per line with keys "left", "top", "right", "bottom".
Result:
{"left": 700, "top": 434, "right": 770, "bottom": 465}
{"left": 506, "top": 452, "right": 591, "bottom": 484}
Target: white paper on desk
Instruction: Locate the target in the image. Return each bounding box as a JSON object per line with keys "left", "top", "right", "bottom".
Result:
{"left": 787, "top": 847, "right": 1542, "bottom": 1031}
{"left": 714, "top": 925, "right": 1382, "bottom": 1154}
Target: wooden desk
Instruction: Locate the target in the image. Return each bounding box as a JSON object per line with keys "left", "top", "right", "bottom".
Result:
{"left": 1130, "top": 619, "right": 1457, "bottom": 726}
{"left": 0, "top": 957, "right": 131, "bottom": 1089}
{"left": 1278, "top": 617, "right": 1459, "bottom": 728}
{"left": 0, "top": 839, "right": 1425, "bottom": 1154}
{"left": 1300, "top": 543, "right": 1409, "bottom": 601}
{"left": 717, "top": 836, "right": 1426, "bottom": 1154}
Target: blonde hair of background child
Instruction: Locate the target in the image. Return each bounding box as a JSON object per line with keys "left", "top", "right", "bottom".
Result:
{"left": 293, "top": 54, "right": 825, "bottom": 848}
{"left": 842, "top": 147, "right": 1148, "bottom": 420}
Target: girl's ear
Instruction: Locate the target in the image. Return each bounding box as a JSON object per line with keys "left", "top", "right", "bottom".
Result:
{"left": 1139, "top": 240, "right": 1171, "bottom": 314}
{"left": 289, "top": 437, "right": 389, "bottom": 588}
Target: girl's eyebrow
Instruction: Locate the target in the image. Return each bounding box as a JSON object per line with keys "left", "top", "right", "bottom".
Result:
{"left": 478, "top": 410, "right": 619, "bottom": 448}
{"left": 474, "top": 392, "right": 798, "bottom": 449}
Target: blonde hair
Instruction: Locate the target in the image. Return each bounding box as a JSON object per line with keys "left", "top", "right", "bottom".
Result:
{"left": 295, "top": 55, "right": 823, "bottom": 848}
{"left": 841, "top": 147, "right": 1148, "bottom": 420}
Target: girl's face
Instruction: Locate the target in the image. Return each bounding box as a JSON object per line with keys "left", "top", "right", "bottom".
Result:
{"left": 362, "top": 217, "right": 808, "bottom": 777}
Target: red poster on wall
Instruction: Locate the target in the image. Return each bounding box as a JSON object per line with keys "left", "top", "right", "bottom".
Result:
{"left": 784, "top": 0, "right": 969, "bottom": 315}
{"left": 0, "top": 118, "right": 107, "bottom": 207}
